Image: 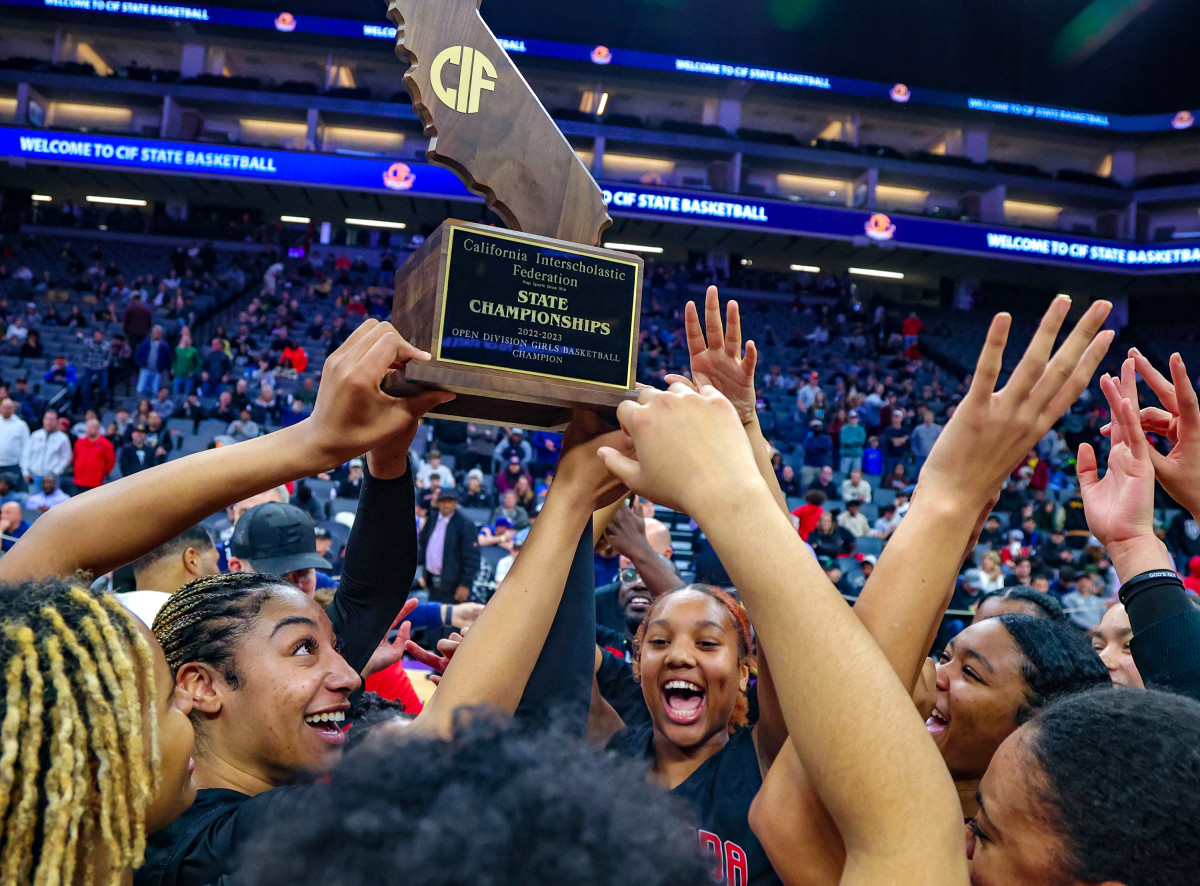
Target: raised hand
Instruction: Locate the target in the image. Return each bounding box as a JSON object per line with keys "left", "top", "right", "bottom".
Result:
{"left": 405, "top": 631, "right": 463, "bottom": 686}
{"left": 305, "top": 319, "right": 455, "bottom": 469}
{"left": 1120, "top": 349, "right": 1200, "bottom": 519}
{"left": 602, "top": 503, "right": 647, "bottom": 558}
{"left": 362, "top": 598, "right": 421, "bottom": 679}
{"left": 1078, "top": 360, "right": 1167, "bottom": 579}
{"left": 916, "top": 296, "right": 1113, "bottom": 510}
{"left": 598, "top": 384, "right": 762, "bottom": 519}
{"left": 551, "top": 411, "right": 634, "bottom": 513}
{"left": 664, "top": 286, "right": 758, "bottom": 425}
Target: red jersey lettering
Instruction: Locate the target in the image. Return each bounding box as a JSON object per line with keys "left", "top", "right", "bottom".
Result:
{"left": 697, "top": 830, "right": 749, "bottom": 886}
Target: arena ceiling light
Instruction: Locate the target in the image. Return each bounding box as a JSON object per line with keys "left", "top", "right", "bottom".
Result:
{"left": 344, "top": 217, "right": 407, "bottom": 230}
{"left": 280, "top": 215, "right": 311, "bottom": 224}
{"left": 848, "top": 267, "right": 904, "bottom": 280}
{"left": 31, "top": 195, "right": 52, "bottom": 202}
{"left": 85, "top": 195, "right": 147, "bottom": 207}
{"left": 790, "top": 264, "right": 820, "bottom": 273}
{"left": 603, "top": 242, "right": 663, "bottom": 253}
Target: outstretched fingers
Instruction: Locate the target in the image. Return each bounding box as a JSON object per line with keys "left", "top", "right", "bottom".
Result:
{"left": 967, "top": 312, "right": 1012, "bottom": 397}
{"left": 703, "top": 285, "right": 724, "bottom": 354}
{"left": 1028, "top": 300, "right": 1113, "bottom": 412}
{"left": 724, "top": 298, "right": 743, "bottom": 358}
{"left": 1130, "top": 348, "right": 1179, "bottom": 414}
{"left": 683, "top": 300, "right": 706, "bottom": 358}
{"left": 1098, "top": 374, "right": 1126, "bottom": 448}
{"left": 1004, "top": 295, "right": 1072, "bottom": 397}
{"left": 1170, "top": 352, "right": 1200, "bottom": 437}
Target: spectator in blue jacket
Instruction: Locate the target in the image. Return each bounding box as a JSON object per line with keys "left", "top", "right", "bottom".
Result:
{"left": 135, "top": 325, "right": 172, "bottom": 397}
{"left": 802, "top": 419, "right": 834, "bottom": 469}
{"left": 200, "top": 336, "right": 233, "bottom": 396}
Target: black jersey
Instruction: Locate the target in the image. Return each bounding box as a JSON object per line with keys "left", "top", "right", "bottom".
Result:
{"left": 608, "top": 723, "right": 782, "bottom": 886}
{"left": 136, "top": 787, "right": 304, "bottom": 886}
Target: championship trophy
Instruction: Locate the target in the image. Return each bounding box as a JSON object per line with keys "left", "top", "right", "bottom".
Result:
{"left": 382, "top": 0, "right": 644, "bottom": 430}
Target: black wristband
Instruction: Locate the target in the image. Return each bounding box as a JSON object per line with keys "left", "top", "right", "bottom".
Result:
{"left": 1118, "top": 569, "right": 1183, "bottom": 608}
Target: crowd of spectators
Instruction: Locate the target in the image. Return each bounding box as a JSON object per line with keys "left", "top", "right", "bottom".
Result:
{"left": 2, "top": 230, "right": 1179, "bottom": 639}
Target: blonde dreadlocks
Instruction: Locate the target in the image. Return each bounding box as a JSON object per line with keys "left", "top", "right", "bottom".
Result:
{"left": 0, "top": 579, "right": 161, "bottom": 886}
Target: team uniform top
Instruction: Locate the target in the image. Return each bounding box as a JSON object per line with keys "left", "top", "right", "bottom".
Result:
{"left": 608, "top": 722, "right": 783, "bottom": 886}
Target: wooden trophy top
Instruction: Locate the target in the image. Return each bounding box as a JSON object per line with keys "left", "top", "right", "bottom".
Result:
{"left": 386, "top": 0, "right": 613, "bottom": 248}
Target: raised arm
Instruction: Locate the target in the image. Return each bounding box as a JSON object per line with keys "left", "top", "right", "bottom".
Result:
{"left": 1084, "top": 359, "right": 1200, "bottom": 699}
{"left": 664, "top": 285, "right": 793, "bottom": 763}
{"left": 756, "top": 298, "right": 1113, "bottom": 885}
{"left": 329, "top": 439, "right": 419, "bottom": 677}
{"left": 409, "top": 413, "right": 630, "bottom": 739}
{"left": 602, "top": 503, "right": 681, "bottom": 596}
{"left": 600, "top": 386, "right": 966, "bottom": 886}
{"left": 0, "top": 320, "right": 452, "bottom": 580}
{"left": 855, "top": 297, "right": 1112, "bottom": 689}
{"left": 1123, "top": 348, "right": 1200, "bottom": 523}
{"left": 666, "top": 286, "right": 790, "bottom": 519}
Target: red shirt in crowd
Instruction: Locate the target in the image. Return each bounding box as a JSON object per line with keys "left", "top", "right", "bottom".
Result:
{"left": 902, "top": 316, "right": 924, "bottom": 338}
{"left": 792, "top": 504, "right": 825, "bottom": 542}
{"left": 73, "top": 434, "right": 115, "bottom": 489}
{"left": 364, "top": 662, "right": 424, "bottom": 716}
{"left": 280, "top": 345, "right": 308, "bottom": 373}
{"left": 1184, "top": 556, "right": 1200, "bottom": 595}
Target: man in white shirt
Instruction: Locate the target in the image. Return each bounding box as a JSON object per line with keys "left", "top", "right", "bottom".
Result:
{"left": 416, "top": 449, "right": 456, "bottom": 489}
{"left": 5, "top": 318, "right": 28, "bottom": 341}
{"left": 837, "top": 500, "right": 871, "bottom": 538}
{"left": 871, "top": 502, "right": 902, "bottom": 539}
{"left": 21, "top": 409, "right": 72, "bottom": 487}
{"left": 26, "top": 473, "right": 69, "bottom": 512}
{"left": 796, "top": 373, "right": 821, "bottom": 411}
{"left": 0, "top": 398, "right": 31, "bottom": 480}
{"left": 840, "top": 468, "right": 872, "bottom": 504}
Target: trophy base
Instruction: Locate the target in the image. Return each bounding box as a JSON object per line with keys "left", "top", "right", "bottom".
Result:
{"left": 387, "top": 219, "right": 643, "bottom": 432}
{"left": 382, "top": 362, "right": 634, "bottom": 431}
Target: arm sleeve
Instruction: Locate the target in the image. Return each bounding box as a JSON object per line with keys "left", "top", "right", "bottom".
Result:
{"left": 514, "top": 518, "right": 595, "bottom": 736}
{"left": 596, "top": 646, "right": 652, "bottom": 728}
{"left": 326, "top": 462, "right": 417, "bottom": 676}
{"left": 1121, "top": 569, "right": 1200, "bottom": 701}
{"left": 458, "top": 519, "right": 480, "bottom": 587}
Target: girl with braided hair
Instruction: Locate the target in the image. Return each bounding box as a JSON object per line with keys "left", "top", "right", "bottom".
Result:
{"left": 137, "top": 413, "right": 632, "bottom": 886}
{"left": 0, "top": 579, "right": 195, "bottom": 886}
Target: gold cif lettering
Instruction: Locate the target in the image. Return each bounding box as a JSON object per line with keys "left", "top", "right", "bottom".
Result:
{"left": 431, "top": 45, "right": 497, "bottom": 114}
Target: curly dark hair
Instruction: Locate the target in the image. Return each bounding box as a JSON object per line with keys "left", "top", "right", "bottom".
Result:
{"left": 1028, "top": 688, "right": 1200, "bottom": 886}
{"left": 995, "top": 614, "right": 1110, "bottom": 724}
{"left": 346, "top": 691, "right": 412, "bottom": 748}
{"left": 235, "top": 711, "right": 711, "bottom": 886}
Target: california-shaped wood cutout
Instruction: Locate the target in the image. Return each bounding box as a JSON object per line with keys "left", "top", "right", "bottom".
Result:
{"left": 387, "top": 0, "right": 612, "bottom": 247}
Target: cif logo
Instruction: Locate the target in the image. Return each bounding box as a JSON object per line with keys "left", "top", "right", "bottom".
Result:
{"left": 274, "top": 12, "right": 296, "bottom": 32}
{"left": 1173, "top": 110, "right": 1195, "bottom": 130}
{"left": 890, "top": 83, "right": 910, "bottom": 103}
{"left": 431, "top": 45, "right": 498, "bottom": 114}
{"left": 865, "top": 213, "right": 896, "bottom": 241}
{"left": 383, "top": 162, "right": 415, "bottom": 191}
{"left": 591, "top": 45, "right": 612, "bottom": 65}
